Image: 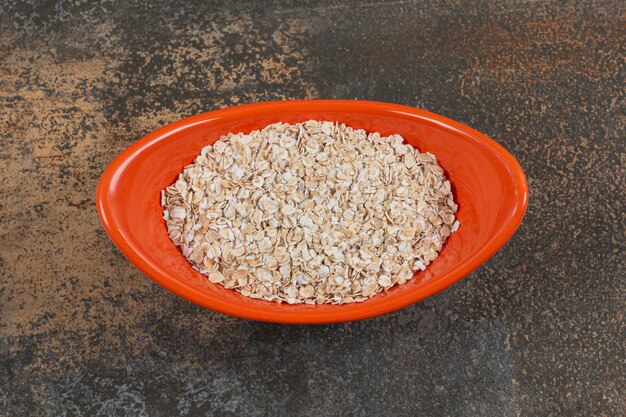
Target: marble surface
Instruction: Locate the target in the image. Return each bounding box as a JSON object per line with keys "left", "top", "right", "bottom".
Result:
{"left": 1, "top": 1, "right": 624, "bottom": 416}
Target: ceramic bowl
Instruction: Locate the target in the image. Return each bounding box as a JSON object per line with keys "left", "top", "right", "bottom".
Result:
{"left": 96, "top": 100, "right": 528, "bottom": 323}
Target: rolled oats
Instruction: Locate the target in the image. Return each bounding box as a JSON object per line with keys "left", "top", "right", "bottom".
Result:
{"left": 162, "top": 121, "right": 459, "bottom": 304}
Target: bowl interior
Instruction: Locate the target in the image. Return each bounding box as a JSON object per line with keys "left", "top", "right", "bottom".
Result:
{"left": 98, "top": 101, "right": 527, "bottom": 323}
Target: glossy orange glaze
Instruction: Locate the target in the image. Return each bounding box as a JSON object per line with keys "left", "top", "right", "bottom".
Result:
{"left": 96, "top": 100, "right": 528, "bottom": 323}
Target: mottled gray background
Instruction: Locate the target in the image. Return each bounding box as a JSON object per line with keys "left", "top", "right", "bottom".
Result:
{"left": 1, "top": 0, "right": 624, "bottom": 416}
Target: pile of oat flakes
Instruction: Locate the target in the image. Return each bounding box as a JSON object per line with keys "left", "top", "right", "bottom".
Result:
{"left": 162, "top": 120, "right": 458, "bottom": 304}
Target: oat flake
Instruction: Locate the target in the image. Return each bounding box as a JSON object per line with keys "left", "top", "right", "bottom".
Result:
{"left": 162, "top": 120, "right": 458, "bottom": 304}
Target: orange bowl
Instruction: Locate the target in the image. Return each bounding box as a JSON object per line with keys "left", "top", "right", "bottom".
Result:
{"left": 96, "top": 100, "right": 528, "bottom": 323}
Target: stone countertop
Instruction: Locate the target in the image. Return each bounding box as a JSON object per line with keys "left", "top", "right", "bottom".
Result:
{"left": 1, "top": 1, "right": 624, "bottom": 416}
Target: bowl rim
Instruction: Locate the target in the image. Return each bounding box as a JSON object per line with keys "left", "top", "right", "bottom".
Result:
{"left": 96, "top": 100, "right": 528, "bottom": 323}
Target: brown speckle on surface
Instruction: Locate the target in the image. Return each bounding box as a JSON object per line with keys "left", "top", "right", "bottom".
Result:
{"left": 1, "top": 1, "right": 624, "bottom": 416}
